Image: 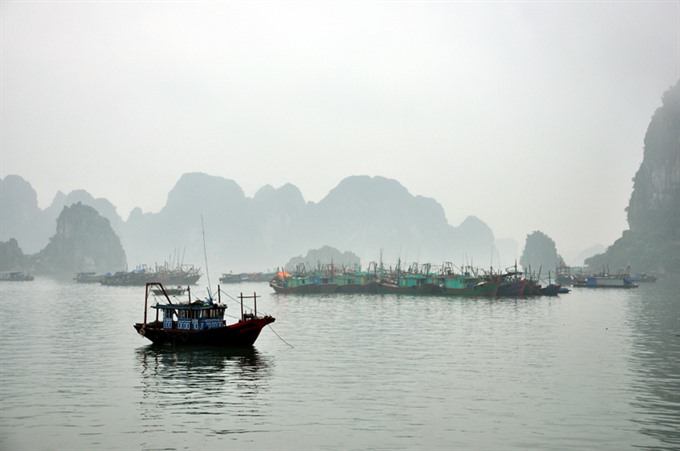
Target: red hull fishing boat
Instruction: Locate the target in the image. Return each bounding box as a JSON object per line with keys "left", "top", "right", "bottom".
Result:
{"left": 134, "top": 282, "right": 275, "bottom": 346}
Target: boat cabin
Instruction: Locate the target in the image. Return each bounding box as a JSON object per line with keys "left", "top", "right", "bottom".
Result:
{"left": 143, "top": 282, "right": 263, "bottom": 332}
{"left": 152, "top": 300, "right": 227, "bottom": 331}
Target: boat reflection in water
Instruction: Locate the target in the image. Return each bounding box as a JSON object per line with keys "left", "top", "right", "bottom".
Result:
{"left": 135, "top": 345, "right": 274, "bottom": 424}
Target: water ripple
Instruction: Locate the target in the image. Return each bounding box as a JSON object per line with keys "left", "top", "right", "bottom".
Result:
{"left": 1, "top": 279, "right": 679, "bottom": 449}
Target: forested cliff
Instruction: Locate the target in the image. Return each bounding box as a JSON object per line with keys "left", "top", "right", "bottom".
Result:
{"left": 587, "top": 80, "right": 680, "bottom": 273}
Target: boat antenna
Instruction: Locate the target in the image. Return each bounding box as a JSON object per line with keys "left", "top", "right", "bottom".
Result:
{"left": 201, "top": 214, "right": 213, "bottom": 298}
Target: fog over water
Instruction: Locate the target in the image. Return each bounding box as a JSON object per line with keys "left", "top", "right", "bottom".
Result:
{"left": 1, "top": 2, "right": 678, "bottom": 261}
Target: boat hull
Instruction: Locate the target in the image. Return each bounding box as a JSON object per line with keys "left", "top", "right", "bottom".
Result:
{"left": 440, "top": 281, "right": 499, "bottom": 298}
{"left": 498, "top": 280, "right": 527, "bottom": 297}
{"left": 270, "top": 282, "right": 326, "bottom": 294}
{"left": 574, "top": 277, "right": 638, "bottom": 289}
{"left": 376, "top": 282, "right": 437, "bottom": 295}
{"left": 0, "top": 272, "right": 34, "bottom": 281}
{"left": 134, "top": 317, "right": 275, "bottom": 346}
{"left": 336, "top": 282, "right": 380, "bottom": 294}
{"left": 539, "top": 284, "right": 561, "bottom": 296}
{"left": 104, "top": 274, "right": 200, "bottom": 286}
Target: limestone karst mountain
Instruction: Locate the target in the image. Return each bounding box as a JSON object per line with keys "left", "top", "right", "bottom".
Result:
{"left": 587, "top": 80, "right": 680, "bottom": 274}
{"left": 35, "top": 202, "right": 127, "bottom": 278}
{"left": 1, "top": 173, "right": 506, "bottom": 273}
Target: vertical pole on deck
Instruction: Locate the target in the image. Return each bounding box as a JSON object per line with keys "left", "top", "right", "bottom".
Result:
{"left": 254, "top": 292, "right": 257, "bottom": 317}
{"left": 144, "top": 283, "right": 149, "bottom": 324}
{"left": 240, "top": 292, "right": 244, "bottom": 321}
{"left": 218, "top": 285, "right": 221, "bottom": 304}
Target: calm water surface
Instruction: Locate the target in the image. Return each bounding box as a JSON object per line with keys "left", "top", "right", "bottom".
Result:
{"left": 1, "top": 276, "right": 678, "bottom": 450}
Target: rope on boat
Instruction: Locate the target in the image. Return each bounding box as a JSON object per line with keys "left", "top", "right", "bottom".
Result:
{"left": 267, "top": 324, "right": 294, "bottom": 349}
{"left": 216, "top": 287, "right": 292, "bottom": 348}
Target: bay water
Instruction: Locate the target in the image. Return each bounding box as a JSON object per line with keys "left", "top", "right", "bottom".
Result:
{"left": 1, "top": 276, "right": 678, "bottom": 450}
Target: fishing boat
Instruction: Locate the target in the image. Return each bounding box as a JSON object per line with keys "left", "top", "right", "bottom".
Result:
{"left": 523, "top": 278, "right": 542, "bottom": 296}
{"left": 433, "top": 263, "right": 499, "bottom": 298}
{"left": 335, "top": 268, "right": 381, "bottom": 294}
{"left": 102, "top": 263, "right": 201, "bottom": 287}
{"left": 0, "top": 271, "right": 34, "bottom": 281}
{"left": 269, "top": 263, "right": 345, "bottom": 294}
{"left": 373, "top": 262, "right": 437, "bottom": 295}
{"left": 497, "top": 269, "right": 527, "bottom": 297}
{"left": 151, "top": 285, "right": 187, "bottom": 296}
{"left": 437, "top": 275, "right": 499, "bottom": 297}
{"left": 539, "top": 283, "right": 562, "bottom": 296}
{"left": 630, "top": 273, "right": 658, "bottom": 283}
{"left": 220, "top": 272, "right": 275, "bottom": 284}
{"left": 74, "top": 272, "right": 104, "bottom": 283}
{"left": 573, "top": 274, "right": 638, "bottom": 289}
{"left": 134, "top": 282, "right": 275, "bottom": 346}
{"left": 269, "top": 272, "right": 337, "bottom": 293}
{"left": 377, "top": 276, "right": 437, "bottom": 295}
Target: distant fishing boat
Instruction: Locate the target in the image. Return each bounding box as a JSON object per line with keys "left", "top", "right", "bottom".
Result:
{"left": 376, "top": 263, "right": 439, "bottom": 295}
{"left": 101, "top": 263, "right": 201, "bottom": 286}
{"left": 335, "top": 267, "right": 381, "bottom": 294}
{"left": 0, "top": 271, "right": 34, "bottom": 282}
{"left": 376, "top": 276, "right": 438, "bottom": 295}
{"left": 151, "top": 286, "right": 187, "bottom": 296}
{"left": 74, "top": 272, "right": 104, "bottom": 283}
{"left": 538, "top": 271, "right": 561, "bottom": 296}
{"left": 497, "top": 269, "right": 527, "bottom": 297}
{"left": 134, "top": 282, "right": 275, "bottom": 346}
{"left": 269, "top": 263, "right": 372, "bottom": 294}
{"left": 573, "top": 275, "right": 638, "bottom": 289}
{"left": 220, "top": 272, "right": 275, "bottom": 284}
{"left": 269, "top": 273, "right": 319, "bottom": 293}
{"left": 437, "top": 275, "right": 499, "bottom": 297}
{"left": 269, "top": 264, "right": 330, "bottom": 293}
{"left": 630, "top": 273, "right": 658, "bottom": 283}
{"left": 539, "top": 284, "right": 562, "bottom": 296}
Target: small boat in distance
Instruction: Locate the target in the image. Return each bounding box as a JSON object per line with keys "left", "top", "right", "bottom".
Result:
{"left": 0, "top": 271, "right": 34, "bottom": 281}
{"left": 74, "top": 272, "right": 104, "bottom": 283}
{"left": 102, "top": 263, "right": 201, "bottom": 286}
{"left": 220, "top": 272, "right": 275, "bottom": 284}
{"left": 134, "top": 282, "right": 275, "bottom": 346}
{"left": 151, "top": 286, "right": 187, "bottom": 296}
{"left": 573, "top": 274, "right": 638, "bottom": 289}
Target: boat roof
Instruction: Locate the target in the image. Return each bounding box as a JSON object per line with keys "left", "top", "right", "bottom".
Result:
{"left": 152, "top": 300, "right": 225, "bottom": 310}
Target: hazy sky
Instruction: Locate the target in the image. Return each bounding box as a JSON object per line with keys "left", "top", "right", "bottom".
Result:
{"left": 1, "top": 1, "right": 678, "bottom": 261}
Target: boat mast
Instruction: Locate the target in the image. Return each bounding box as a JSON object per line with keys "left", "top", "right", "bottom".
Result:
{"left": 201, "top": 214, "right": 212, "bottom": 297}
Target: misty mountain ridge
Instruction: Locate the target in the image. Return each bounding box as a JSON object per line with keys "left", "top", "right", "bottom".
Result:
{"left": 2, "top": 173, "right": 531, "bottom": 273}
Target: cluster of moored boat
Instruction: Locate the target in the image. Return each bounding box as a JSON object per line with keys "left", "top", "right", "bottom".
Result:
{"left": 269, "top": 262, "right": 567, "bottom": 297}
